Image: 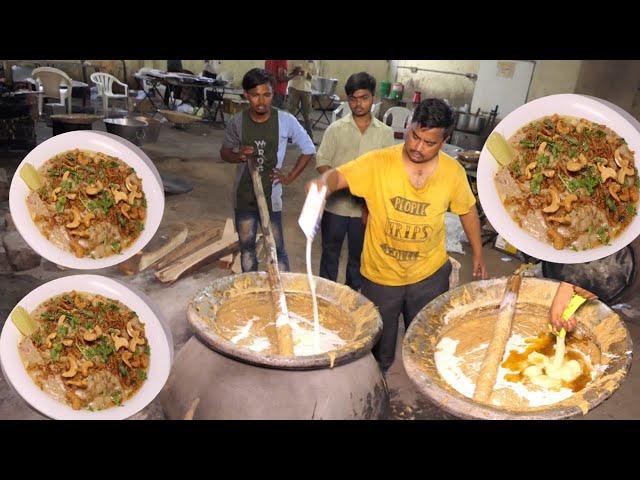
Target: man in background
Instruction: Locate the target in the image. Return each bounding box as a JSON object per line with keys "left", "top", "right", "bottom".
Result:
{"left": 264, "top": 60, "right": 288, "bottom": 109}
{"left": 316, "top": 72, "right": 394, "bottom": 291}
{"left": 287, "top": 60, "right": 316, "bottom": 140}
{"left": 220, "top": 68, "right": 315, "bottom": 272}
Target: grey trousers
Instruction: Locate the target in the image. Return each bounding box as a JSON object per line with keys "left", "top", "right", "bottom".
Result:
{"left": 361, "top": 260, "right": 452, "bottom": 372}
{"left": 287, "top": 87, "right": 313, "bottom": 137}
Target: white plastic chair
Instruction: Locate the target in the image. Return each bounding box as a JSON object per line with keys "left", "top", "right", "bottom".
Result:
{"left": 31, "top": 67, "right": 74, "bottom": 114}
{"left": 383, "top": 106, "right": 412, "bottom": 136}
{"left": 330, "top": 101, "right": 349, "bottom": 123}
{"left": 371, "top": 102, "right": 381, "bottom": 119}
{"left": 90, "top": 72, "right": 129, "bottom": 114}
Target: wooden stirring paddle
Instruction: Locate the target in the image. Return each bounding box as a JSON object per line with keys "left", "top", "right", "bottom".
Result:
{"left": 246, "top": 155, "right": 294, "bottom": 356}
{"left": 473, "top": 264, "right": 533, "bottom": 403}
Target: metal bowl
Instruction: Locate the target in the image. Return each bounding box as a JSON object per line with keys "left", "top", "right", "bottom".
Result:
{"left": 104, "top": 117, "right": 148, "bottom": 146}
{"left": 312, "top": 77, "right": 338, "bottom": 96}
{"left": 402, "top": 277, "right": 633, "bottom": 419}
{"left": 187, "top": 272, "right": 382, "bottom": 370}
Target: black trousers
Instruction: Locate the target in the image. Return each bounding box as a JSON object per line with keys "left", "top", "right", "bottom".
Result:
{"left": 319, "top": 210, "right": 365, "bottom": 291}
{"left": 361, "top": 260, "right": 452, "bottom": 372}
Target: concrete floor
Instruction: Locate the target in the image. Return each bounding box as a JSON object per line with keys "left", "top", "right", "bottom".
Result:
{"left": 0, "top": 112, "right": 638, "bottom": 420}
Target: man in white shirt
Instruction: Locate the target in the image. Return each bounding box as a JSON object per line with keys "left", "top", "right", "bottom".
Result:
{"left": 287, "top": 60, "right": 316, "bottom": 140}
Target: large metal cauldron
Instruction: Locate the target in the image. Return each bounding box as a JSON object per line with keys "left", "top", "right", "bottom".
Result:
{"left": 403, "top": 277, "right": 633, "bottom": 420}
{"left": 160, "top": 272, "right": 389, "bottom": 420}
{"left": 313, "top": 77, "right": 338, "bottom": 96}
{"left": 104, "top": 117, "right": 148, "bottom": 146}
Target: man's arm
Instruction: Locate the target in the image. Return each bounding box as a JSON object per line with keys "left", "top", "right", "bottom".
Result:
{"left": 219, "top": 116, "right": 247, "bottom": 163}
{"left": 459, "top": 205, "right": 488, "bottom": 279}
{"left": 220, "top": 145, "right": 250, "bottom": 164}
{"left": 306, "top": 168, "right": 349, "bottom": 196}
{"left": 272, "top": 153, "right": 314, "bottom": 186}
{"left": 315, "top": 124, "right": 336, "bottom": 174}
{"left": 271, "top": 113, "right": 316, "bottom": 185}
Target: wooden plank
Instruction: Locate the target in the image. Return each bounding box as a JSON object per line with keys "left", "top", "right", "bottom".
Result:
{"left": 155, "top": 218, "right": 239, "bottom": 283}
{"left": 117, "top": 222, "right": 188, "bottom": 275}
{"left": 154, "top": 227, "right": 221, "bottom": 271}
{"left": 215, "top": 218, "right": 240, "bottom": 269}
{"left": 230, "top": 252, "right": 242, "bottom": 274}
{"left": 246, "top": 156, "right": 293, "bottom": 356}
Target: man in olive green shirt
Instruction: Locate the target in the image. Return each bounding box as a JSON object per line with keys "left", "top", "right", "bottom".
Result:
{"left": 316, "top": 72, "right": 394, "bottom": 290}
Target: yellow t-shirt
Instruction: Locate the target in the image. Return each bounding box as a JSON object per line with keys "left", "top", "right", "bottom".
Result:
{"left": 337, "top": 143, "right": 476, "bottom": 286}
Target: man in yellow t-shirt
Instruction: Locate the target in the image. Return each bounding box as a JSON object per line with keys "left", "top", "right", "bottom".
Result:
{"left": 306, "top": 98, "right": 488, "bottom": 372}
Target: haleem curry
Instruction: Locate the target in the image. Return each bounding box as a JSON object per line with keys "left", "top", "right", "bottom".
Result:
{"left": 23, "top": 149, "right": 146, "bottom": 259}
{"left": 16, "top": 291, "right": 150, "bottom": 411}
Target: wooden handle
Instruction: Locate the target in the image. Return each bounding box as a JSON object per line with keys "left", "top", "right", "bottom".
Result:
{"left": 246, "top": 157, "right": 294, "bottom": 356}
{"left": 473, "top": 274, "right": 522, "bottom": 403}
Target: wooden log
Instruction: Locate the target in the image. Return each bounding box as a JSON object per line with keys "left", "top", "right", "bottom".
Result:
{"left": 473, "top": 274, "right": 523, "bottom": 403}
{"left": 155, "top": 218, "right": 238, "bottom": 283}
{"left": 154, "top": 227, "right": 221, "bottom": 271}
{"left": 246, "top": 156, "right": 293, "bottom": 356}
{"left": 117, "top": 222, "right": 188, "bottom": 275}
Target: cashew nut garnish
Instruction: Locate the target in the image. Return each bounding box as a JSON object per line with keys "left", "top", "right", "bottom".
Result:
{"left": 620, "top": 188, "right": 630, "bottom": 202}
{"left": 566, "top": 154, "right": 588, "bottom": 173}
{"left": 614, "top": 148, "right": 627, "bottom": 168}
{"left": 112, "top": 188, "right": 128, "bottom": 204}
{"left": 547, "top": 214, "right": 571, "bottom": 225}
{"left": 122, "top": 351, "right": 133, "bottom": 368}
{"left": 537, "top": 142, "right": 548, "bottom": 155}
{"left": 77, "top": 152, "right": 89, "bottom": 165}
{"left": 65, "top": 207, "right": 81, "bottom": 229}
{"left": 111, "top": 334, "right": 129, "bottom": 351}
{"left": 563, "top": 194, "right": 578, "bottom": 211}
{"left": 129, "top": 334, "right": 145, "bottom": 353}
{"left": 62, "top": 339, "right": 74, "bottom": 346}
{"left": 74, "top": 295, "right": 88, "bottom": 309}
{"left": 61, "top": 356, "right": 78, "bottom": 378}
{"left": 125, "top": 173, "right": 140, "bottom": 192}
{"left": 45, "top": 332, "right": 57, "bottom": 349}
{"left": 85, "top": 180, "right": 103, "bottom": 196}
{"left": 78, "top": 360, "right": 94, "bottom": 377}
{"left": 120, "top": 204, "right": 131, "bottom": 219}
{"left": 62, "top": 170, "right": 70, "bottom": 182}
{"left": 525, "top": 161, "right": 537, "bottom": 180}
{"left": 617, "top": 164, "right": 635, "bottom": 185}
{"left": 57, "top": 314, "right": 67, "bottom": 328}
{"left": 557, "top": 122, "right": 570, "bottom": 135}
{"left": 543, "top": 187, "right": 561, "bottom": 213}
{"left": 127, "top": 190, "right": 143, "bottom": 205}
{"left": 609, "top": 183, "right": 621, "bottom": 202}
{"left": 126, "top": 320, "right": 139, "bottom": 339}
{"left": 66, "top": 379, "right": 88, "bottom": 389}
{"left": 81, "top": 212, "right": 95, "bottom": 228}
{"left": 598, "top": 163, "right": 617, "bottom": 183}
{"left": 66, "top": 193, "right": 77, "bottom": 200}
{"left": 69, "top": 229, "right": 89, "bottom": 238}
{"left": 51, "top": 187, "right": 62, "bottom": 202}
{"left": 548, "top": 228, "right": 565, "bottom": 250}
{"left": 542, "top": 169, "right": 556, "bottom": 178}
{"left": 83, "top": 325, "right": 103, "bottom": 342}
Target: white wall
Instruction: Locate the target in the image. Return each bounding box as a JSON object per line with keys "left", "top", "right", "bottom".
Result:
{"left": 527, "top": 60, "right": 582, "bottom": 101}
{"left": 471, "top": 60, "right": 535, "bottom": 118}
{"left": 395, "top": 60, "right": 479, "bottom": 108}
